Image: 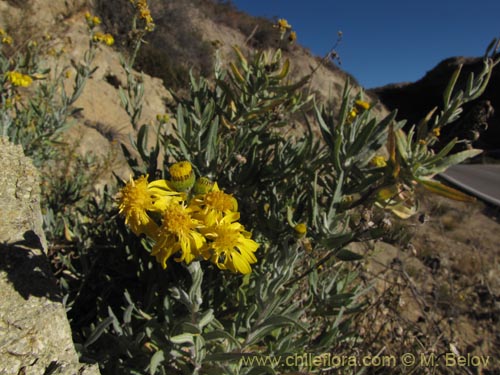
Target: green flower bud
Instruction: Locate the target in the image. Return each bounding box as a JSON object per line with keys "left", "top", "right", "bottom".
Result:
{"left": 169, "top": 161, "right": 195, "bottom": 192}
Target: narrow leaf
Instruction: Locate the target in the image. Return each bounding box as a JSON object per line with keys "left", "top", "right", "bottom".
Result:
{"left": 443, "top": 64, "right": 462, "bottom": 108}
{"left": 149, "top": 350, "right": 165, "bottom": 375}
{"left": 335, "top": 249, "right": 364, "bottom": 261}
{"left": 84, "top": 317, "right": 114, "bottom": 348}
{"left": 418, "top": 178, "right": 476, "bottom": 202}
{"left": 170, "top": 333, "right": 194, "bottom": 345}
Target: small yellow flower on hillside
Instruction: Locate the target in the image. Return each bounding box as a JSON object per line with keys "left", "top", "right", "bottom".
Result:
{"left": 293, "top": 222, "right": 307, "bottom": 239}
{"left": 288, "top": 31, "right": 297, "bottom": 43}
{"left": 156, "top": 113, "right": 170, "bottom": 123}
{"left": 92, "top": 32, "right": 114, "bottom": 46}
{"left": 130, "top": 0, "right": 155, "bottom": 31}
{"left": 1, "top": 28, "right": 13, "bottom": 45}
{"left": 276, "top": 18, "right": 292, "bottom": 32}
{"left": 5, "top": 71, "right": 32, "bottom": 87}
{"left": 0, "top": 28, "right": 11, "bottom": 44}
{"left": 85, "top": 12, "right": 101, "bottom": 28}
{"left": 370, "top": 155, "right": 387, "bottom": 168}
{"left": 2, "top": 35, "right": 13, "bottom": 45}
{"left": 347, "top": 109, "right": 357, "bottom": 123}
{"left": 347, "top": 99, "right": 370, "bottom": 123}
{"left": 354, "top": 99, "right": 370, "bottom": 112}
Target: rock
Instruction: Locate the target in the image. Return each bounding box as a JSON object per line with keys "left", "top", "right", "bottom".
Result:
{"left": 0, "top": 138, "right": 100, "bottom": 375}
{"left": 371, "top": 56, "right": 500, "bottom": 152}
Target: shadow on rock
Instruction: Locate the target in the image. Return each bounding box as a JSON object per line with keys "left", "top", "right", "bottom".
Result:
{"left": 0, "top": 230, "right": 61, "bottom": 302}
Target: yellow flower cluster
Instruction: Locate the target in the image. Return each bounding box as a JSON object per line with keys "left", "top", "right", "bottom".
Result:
{"left": 85, "top": 12, "right": 102, "bottom": 28}
{"left": 117, "top": 162, "right": 259, "bottom": 274}
{"left": 130, "top": 0, "right": 155, "bottom": 32}
{"left": 5, "top": 71, "right": 32, "bottom": 87}
{"left": 274, "top": 18, "right": 297, "bottom": 43}
{"left": 276, "top": 18, "right": 292, "bottom": 32}
{"left": 0, "top": 28, "right": 12, "bottom": 45}
{"left": 92, "top": 32, "right": 115, "bottom": 46}
{"left": 370, "top": 155, "right": 387, "bottom": 168}
{"left": 347, "top": 99, "right": 370, "bottom": 123}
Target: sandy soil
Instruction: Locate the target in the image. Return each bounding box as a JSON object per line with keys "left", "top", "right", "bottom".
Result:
{"left": 354, "top": 191, "right": 500, "bottom": 374}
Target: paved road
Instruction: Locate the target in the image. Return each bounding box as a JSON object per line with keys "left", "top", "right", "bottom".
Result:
{"left": 440, "top": 164, "right": 500, "bottom": 207}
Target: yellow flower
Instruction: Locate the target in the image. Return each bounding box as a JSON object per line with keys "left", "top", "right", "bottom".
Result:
{"left": 288, "top": 31, "right": 297, "bottom": 43}
{"left": 347, "top": 100, "right": 370, "bottom": 123}
{"left": 152, "top": 203, "right": 206, "bottom": 268}
{"left": 117, "top": 175, "right": 183, "bottom": 237}
{"left": 5, "top": 71, "right": 32, "bottom": 87}
{"left": 169, "top": 161, "right": 196, "bottom": 192}
{"left": 190, "top": 182, "right": 238, "bottom": 223}
{"left": 131, "top": 0, "right": 155, "bottom": 31}
{"left": 156, "top": 113, "right": 170, "bottom": 123}
{"left": 347, "top": 109, "right": 357, "bottom": 123}
{"left": 293, "top": 223, "right": 307, "bottom": 238}
{"left": 92, "top": 32, "right": 114, "bottom": 46}
{"left": 276, "top": 18, "right": 292, "bottom": 32}
{"left": 2, "top": 35, "right": 12, "bottom": 45}
{"left": 432, "top": 127, "right": 441, "bottom": 137}
{"left": 354, "top": 100, "right": 370, "bottom": 112}
{"left": 85, "top": 12, "right": 101, "bottom": 27}
{"left": 202, "top": 212, "right": 259, "bottom": 274}
{"left": 370, "top": 155, "right": 387, "bottom": 168}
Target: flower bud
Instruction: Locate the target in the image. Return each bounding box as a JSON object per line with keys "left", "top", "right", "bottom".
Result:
{"left": 168, "top": 161, "right": 195, "bottom": 192}
{"left": 193, "top": 177, "right": 214, "bottom": 195}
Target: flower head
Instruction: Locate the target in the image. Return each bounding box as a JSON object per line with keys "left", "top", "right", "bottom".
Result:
{"left": 370, "top": 155, "right": 387, "bottom": 168}
{"left": 276, "top": 18, "right": 292, "bottom": 32}
{"left": 5, "top": 71, "right": 32, "bottom": 87}
{"left": 117, "top": 175, "right": 183, "bottom": 237}
{"left": 288, "top": 31, "right": 297, "bottom": 43}
{"left": 202, "top": 212, "right": 259, "bottom": 274}
{"left": 92, "top": 32, "right": 114, "bottom": 46}
{"left": 193, "top": 177, "right": 214, "bottom": 195}
{"left": 169, "top": 161, "right": 196, "bottom": 192}
{"left": 190, "top": 182, "right": 238, "bottom": 223}
{"left": 293, "top": 223, "right": 307, "bottom": 238}
{"left": 152, "top": 203, "right": 206, "bottom": 268}
{"left": 131, "top": 0, "right": 155, "bottom": 31}
{"left": 0, "top": 28, "right": 12, "bottom": 44}
{"left": 85, "top": 12, "right": 101, "bottom": 28}
{"left": 354, "top": 100, "right": 370, "bottom": 112}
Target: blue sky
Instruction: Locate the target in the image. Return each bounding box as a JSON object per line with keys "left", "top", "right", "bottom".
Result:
{"left": 231, "top": 0, "right": 500, "bottom": 88}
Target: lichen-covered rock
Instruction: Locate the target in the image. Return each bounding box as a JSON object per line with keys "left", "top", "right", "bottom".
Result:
{"left": 0, "top": 138, "right": 100, "bottom": 375}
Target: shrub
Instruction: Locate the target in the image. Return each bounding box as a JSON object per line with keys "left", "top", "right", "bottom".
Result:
{"left": 2, "top": 3, "right": 499, "bottom": 374}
